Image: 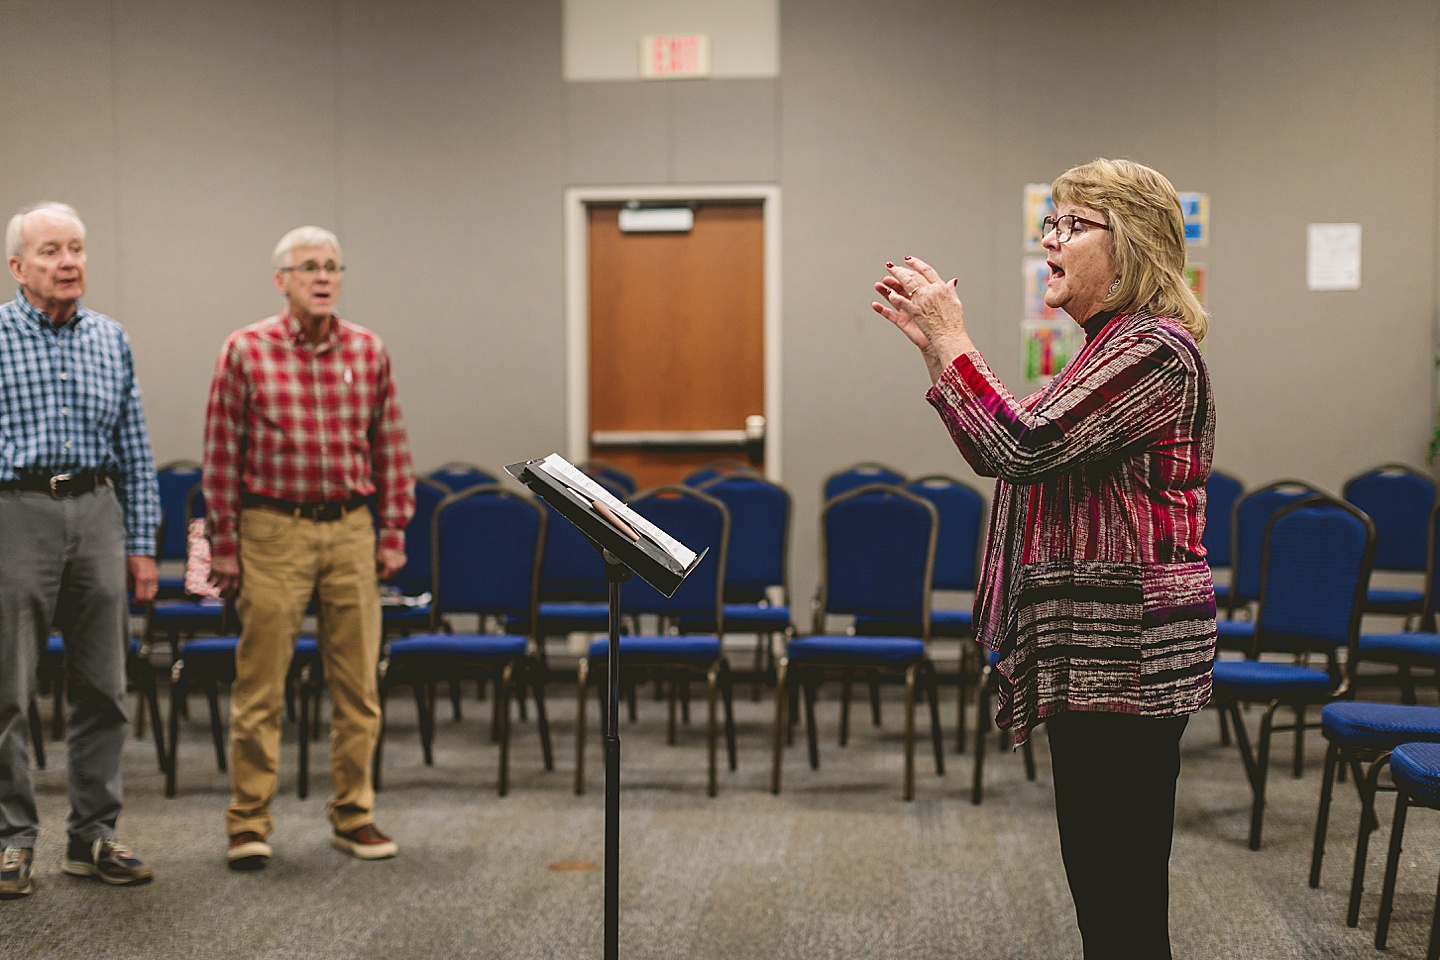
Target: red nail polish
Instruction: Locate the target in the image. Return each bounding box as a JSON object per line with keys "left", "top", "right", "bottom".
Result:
{"left": 904, "top": 256, "right": 912, "bottom": 261}
{"left": 885, "top": 262, "right": 894, "bottom": 268}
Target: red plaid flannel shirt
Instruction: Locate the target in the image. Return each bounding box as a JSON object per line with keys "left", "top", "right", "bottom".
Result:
{"left": 202, "top": 313, "right": 415, "bottom": 564}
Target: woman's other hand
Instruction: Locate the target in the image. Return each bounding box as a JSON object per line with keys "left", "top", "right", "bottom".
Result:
{"left": 872, "top": 256, "right": 975, "bottom": 381}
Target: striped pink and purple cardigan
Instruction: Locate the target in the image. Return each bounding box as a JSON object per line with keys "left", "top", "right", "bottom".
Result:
{"left": 926, "top": 311, "right": 1217, "bottom": 745}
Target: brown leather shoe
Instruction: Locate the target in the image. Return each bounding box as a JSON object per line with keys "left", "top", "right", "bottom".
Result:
{"left": 226, "top": 831, "right": 271, "bottom": 871}
{"left": 331, "top": 823, "right": 398, "bottom": 860}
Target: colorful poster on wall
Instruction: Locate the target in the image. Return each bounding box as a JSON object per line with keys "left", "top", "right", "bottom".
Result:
{"left": 1179, "top": 192, "right": 1209, "bottom": 246}
{"left": 1185, "top": 263, "right": 1208, "bottom": 308}
{"left": 1023, "top": 183, "right": 1055, "bottom": 251}
{"left": 1022, "top": 319, "right": 1079, "bottom": 385}
{"left": 1023, "top": 257, "right": 1063, "bottom": 320}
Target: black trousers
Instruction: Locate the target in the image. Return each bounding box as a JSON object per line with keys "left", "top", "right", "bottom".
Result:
{"left": 1045, "top": 710, "right": 1190, "bottom": 960}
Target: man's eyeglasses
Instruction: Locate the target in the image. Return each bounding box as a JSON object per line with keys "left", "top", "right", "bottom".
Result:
{"left": 1040, "top": 215, "right": 1109, "bottom": 243}
{"left": 279, "top": 261, "right": 345, "bottom": 276}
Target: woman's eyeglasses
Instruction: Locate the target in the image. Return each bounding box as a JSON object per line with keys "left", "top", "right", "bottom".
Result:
{"left": 1040, "top": 215, "right": 1109, "bottom": 243}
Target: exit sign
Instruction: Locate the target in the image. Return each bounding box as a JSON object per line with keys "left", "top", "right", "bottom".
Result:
{"left": 640, "top": 34, "right": 711, "bottom": 79}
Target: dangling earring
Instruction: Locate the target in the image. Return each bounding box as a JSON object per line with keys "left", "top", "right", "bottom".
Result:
{"left": 1108, "top": 278, "right": 1120, "bottom": 297}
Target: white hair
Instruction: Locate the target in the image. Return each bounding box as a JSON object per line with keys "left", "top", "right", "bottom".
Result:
{"left": 271, "top": 225, "right": 342, "bottom": 270}
{"left": 6, "top": 202, "right": 86, "bottom": 259}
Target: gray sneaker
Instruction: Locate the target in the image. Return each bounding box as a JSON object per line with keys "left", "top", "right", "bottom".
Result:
{"left": 0, "top": 847, "right": 34, "bottom": 898}
{"left": 61, "top": 838, "right": 153, "bottom": 886}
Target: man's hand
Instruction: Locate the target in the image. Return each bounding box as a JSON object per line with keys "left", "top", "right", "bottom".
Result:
{"left": 376, "top": 545, "right": 406, "bottom": 581}
{"left": 210, "top": 553, "right": 242, "bottom": 598}
{"left": 127, "top": 555, "right": 159, "bottom": 603}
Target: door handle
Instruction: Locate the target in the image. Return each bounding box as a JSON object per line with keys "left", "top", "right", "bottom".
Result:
{"left": 591, "top": 415, "right": 765, "bottom": 450}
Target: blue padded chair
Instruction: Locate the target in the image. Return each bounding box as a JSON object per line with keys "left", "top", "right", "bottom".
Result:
{"left": 1344, "top": 464, "right": 1436, "bottom": 620}
{"left": 425, "top": 461, "right": 497, "bottom": 493}
{"left": 1355, "top": 502, "right": 1440, "bottom": 705}
{"left": 854, "top": 475, "right": 986, "bottom": 751}
{"left": 770, "top": 483, "right": 945, "bottom": 801}
{"left": 1308, "top": 702, "right": 1440, "bottom": 928}
{"left": 155, "top": 460, "right": 203, "bottom": 598}
{"left": 1211, "top": 495, "right": 1377, "bottom": 850}
{"left": 682, "top": 471, "right": 794, "bottom": 688}
{"left": 1375, "top": 741, "right": 1440, "bottom": 957}
{"left": 375, "top": 485, "right": 554, "bottom": 797}
{"left": 574, "top": 485, "right": 736, "bottom": 797}
{"left": 822, "top": 462, "right": 906, "bottom": 502}
{"left": 1205, "top": 469, "right": 1244, "bottom": 607}
{"left": 144, "top": 484, "right": 233, "bottom": 660}
{"left": 577, "top": 460, "right": 637, "bottom": 498}
{"left": 1215, "top": 479, "right": 1324, "bottom": 656}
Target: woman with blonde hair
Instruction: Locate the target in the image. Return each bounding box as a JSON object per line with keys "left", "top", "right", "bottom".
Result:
{"left": 874, "top": 158, "right": 1216, "bottom": 960}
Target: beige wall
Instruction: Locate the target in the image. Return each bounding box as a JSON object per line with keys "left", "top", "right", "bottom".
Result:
{"left": 2, "top": 0, "right": 1437, "bottom": 591}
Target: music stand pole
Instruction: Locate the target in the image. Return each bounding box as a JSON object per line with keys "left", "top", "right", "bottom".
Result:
{"left": 602, "top": 549, "right": 630, "bottom": 960}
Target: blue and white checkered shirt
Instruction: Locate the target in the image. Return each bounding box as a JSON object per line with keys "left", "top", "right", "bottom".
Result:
{"left": 0, "top": 290, "right": 160, "bottom": 554}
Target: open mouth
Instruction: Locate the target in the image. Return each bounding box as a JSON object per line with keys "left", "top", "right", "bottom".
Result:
{"left": 1047, "top": 261, "right": 1064, "bottom": 284}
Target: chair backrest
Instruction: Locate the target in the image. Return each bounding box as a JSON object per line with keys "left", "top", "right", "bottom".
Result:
{"left": 1254, "top": 495, "right": 1376, "bottom": 683}
{"left": 1342, "top": 463, "right": 1436, "bottom": 574}
{"left": 1203, "top": 469, "right": 1244, "bottom": 569}
{"left": 390, "top": 477, "right": 449, "bottom": 595}
{"left": 425, "top": 462, "right": 498, "bottom": 493}
{"left": 536, "top": 497, "right": 609, "bottom": 601}
{"left": 156, "top": 460, "right": 202, "bottom": 561}
{"left": 823, "top": 462, "right": 906, "bottom": 501}
{"left": 698, "top": 471, "right": 790, "bottom": 602}
{"left": 1423, "top": 503, "right": 1440, "bottom": 629}
{"left": 577, "top": 460, "right": 637, "bottom": 497}
{"left": 904, "top": 474, "right": 984, "bottom": 592}
{"left": 1229, "top": 479, "right": 1323, "bottom": 612}
{"left": 683, "top": 460, "right": 752, "bottom": 488}
{"left": 818, "top": 484, "right": 937, "bottom": 638}
{"left": 620, "top": 486, "right": 728, "bottom": 627}
{"left": 429, "top": 486, "right": 545, "bottom": 623}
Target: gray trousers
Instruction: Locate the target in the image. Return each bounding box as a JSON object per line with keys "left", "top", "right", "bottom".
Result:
{"left": 0, "top": 485, "right": 131, "bottom": 847}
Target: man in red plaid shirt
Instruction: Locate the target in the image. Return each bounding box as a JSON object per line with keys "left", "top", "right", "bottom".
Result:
{"left": 202, "top": 226, "right": 415, "bottom": 871}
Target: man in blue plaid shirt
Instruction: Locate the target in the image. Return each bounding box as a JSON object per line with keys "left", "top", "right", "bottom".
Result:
{"left": 0, "top": 202, "right": 160, "bottom": 898}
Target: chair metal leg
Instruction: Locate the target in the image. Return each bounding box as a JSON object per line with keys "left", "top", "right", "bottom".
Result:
{"left": 205, "top": 683, "right": 227, "bottom": 772}
{"left": 373, "top": 676, "right": 388, "bottom": 792}
{"left": 869, "top": 676, "right": 882, "bottom": 727}
{"left": 416, "top": 679, "right": 435, "bottom": 766}
{"left": 802, "top": 671, "right": 820, "bottom": 770}
{"left": 971, "top": 668, "right": 990, "bottom": 805}
{"left": 903, "top": 664, "right": 917, "bottom": 801}
{"left": 1310, "top": 740, "right": 1341, "bottom": 887}
{"left": 1248, "top": 703, "right": 1279, "bottom": 851}
{"left": 1021, "top": 737, "right": 1037, "bottom": 781}
{"left": 1218, "top": 699, "right": 1232, "bottom": 746}
{"left": 165, "top": 668, "right": 184, "bottom": 798}
{"left": 667, "top": 676, "right": 679, "bottom": 746}
{"left": 770, "top": 659, "right": 788, "bottom": 795}
{"left": 1347, "top": 754, "right": 1394, "bottom": 928}
{"left": 721, "top": 661, "right": 737, "bottom": 772}
{"left": 706, "top": 664, "right": 719, "bottom": 797}
{"left": 1293, "top": 703, "right": 1306, "bottom": 778}
{"left": 839, "top": 671, "right": 852, "bottom": 747}
{"left": 1375, "top": 788, "right": 1410, "bottom": 950}
{"left": 497, "top": 663, "right": 514, "bottom": 797}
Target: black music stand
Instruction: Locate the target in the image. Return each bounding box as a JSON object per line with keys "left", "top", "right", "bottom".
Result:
{"left": 507, "top": 456, "right": 705, "bottom": 960}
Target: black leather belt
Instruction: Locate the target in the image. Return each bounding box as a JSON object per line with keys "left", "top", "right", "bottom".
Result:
{"left": 240, "top": 491, "right": 368, "bottom": 522}
{"left": 0, "top": 470, "right": 109, "bottom": 497}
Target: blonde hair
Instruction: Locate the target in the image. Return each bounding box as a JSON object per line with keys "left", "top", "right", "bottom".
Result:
{"left": 271, "top": 225, "right": 342, "bottom": 270}
{"left": 6, "top": 202, "right": 85, "bottom": 259}
{"left": 1051, "top": 158, "right": 1208, "bottom": 342}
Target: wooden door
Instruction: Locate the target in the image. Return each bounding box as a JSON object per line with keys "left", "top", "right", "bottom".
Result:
{"left": 587, "top": 202, "right": 765, "bottom": 492}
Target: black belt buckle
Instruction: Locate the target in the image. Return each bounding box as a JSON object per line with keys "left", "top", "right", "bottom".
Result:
{"left": 310, "top": 501, "right": 344, "bottom": 522}
{"left": 48, "top": 473, "right": 76, "bottom": 497}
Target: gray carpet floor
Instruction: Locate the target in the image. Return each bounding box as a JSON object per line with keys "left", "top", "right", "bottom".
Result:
{"left": 5, "top": 650, "right": 1440, "bottom": 960}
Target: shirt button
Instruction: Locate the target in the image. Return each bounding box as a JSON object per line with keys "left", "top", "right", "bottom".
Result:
{"left": 64, "top": 440, "right": 72, "bottom": 449}
{"left": 60, "top": 407, "right": 69, "bottom": 416}
{"left": 59, "top": 371, "right": 68, "bottom": 380}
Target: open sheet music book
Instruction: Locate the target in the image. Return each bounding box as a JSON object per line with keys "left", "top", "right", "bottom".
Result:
{"left": 506, "top": 455, "right": 704, "bottom": 595}
{"left": 533, "top": 455, "right": 698, "bottom": 568}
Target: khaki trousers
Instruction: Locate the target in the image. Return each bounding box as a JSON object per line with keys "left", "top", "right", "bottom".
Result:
{"left": 225, "top": 505, "right": 381, "bottom": 837}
